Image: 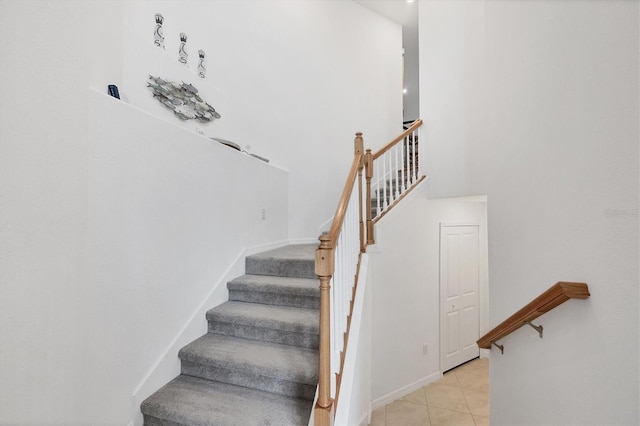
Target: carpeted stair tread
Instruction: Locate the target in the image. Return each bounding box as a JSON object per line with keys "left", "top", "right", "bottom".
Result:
{"left": 141, "top": 375, "right": 312, "bottom": 426}
{"left": 179, "top": 333, "right": 318, "bottom": 384}
{"left": 246, "top": 244, "right": 316, "bottom": 279}
{"left": 228, "top": 274, "right": 320, "bottom": 309}
{"left": 229, "top": 274, "right": 319, "bottom": 297}
{"left": 207, "top": 301, "right": 319, "bottom": 335}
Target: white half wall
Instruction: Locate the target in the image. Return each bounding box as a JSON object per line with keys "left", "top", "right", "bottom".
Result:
{"left": 121, "top": 0, "right": 404, "bottom": 240}
{"left": 334, "top": 254, "right": 373, "bottom": 426}
{"left": 419, "top": 1, "right": 639, "bottom": 424}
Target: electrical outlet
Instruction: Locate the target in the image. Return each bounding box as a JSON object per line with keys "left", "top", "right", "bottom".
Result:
{"left": 261, "top": 208, "right": 266, "bottom": 220}
{"left": 423, "top": 343, "right": 429, "bottom": 355}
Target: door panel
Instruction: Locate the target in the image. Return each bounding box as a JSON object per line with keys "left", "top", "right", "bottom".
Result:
{"left": 441, "top": 225, "right": 480, "bottom": 372}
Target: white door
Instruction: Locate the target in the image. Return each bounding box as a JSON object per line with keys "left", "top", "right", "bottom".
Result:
{"left": 440, "top": 225, "right": 480, "bottom": 372}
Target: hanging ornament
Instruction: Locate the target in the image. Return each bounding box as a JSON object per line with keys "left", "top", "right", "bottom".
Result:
{"left": 197, "top": 50, "right": 206, "bottom": 78}
{"left": 178, "top": 32, "right": 188, "bottom": 67}
{"left": 153, "top": 13, "right": 165, "bottom": 49}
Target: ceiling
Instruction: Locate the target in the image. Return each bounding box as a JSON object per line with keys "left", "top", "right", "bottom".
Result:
{"left": 352, "top": 0, "right": 418, "bottom": 29}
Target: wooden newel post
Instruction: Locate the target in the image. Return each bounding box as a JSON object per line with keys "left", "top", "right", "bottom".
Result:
{"left": 355, "top": 133, "right": 365, "bottom": 253}
{"left": 364, "top": 149, "right": 374, "bottom": 245}
{"left": 315, "top": 233, "right": 334, "bottom": 425}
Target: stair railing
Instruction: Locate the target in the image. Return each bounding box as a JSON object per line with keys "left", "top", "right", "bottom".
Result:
{"left": 314, "top": 133, "right": 365, "bottom": 424}
{"left": 366, "top": 119, "right": 424, "bottom": 242}
{"left": 314, "top": 120, "right": 426, "bottom": 425}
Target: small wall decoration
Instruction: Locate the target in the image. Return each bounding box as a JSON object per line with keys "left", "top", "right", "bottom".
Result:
{"left": 197, "top": 50, "right": 206, "bottom": 78}
{"left": 154, "top": 13, "right": 165, "bottom": 49}
{"left": 147, "top": 75, "right": 221, "bottom": 122}
{"left": 178, "top": 33, "right": 188, "bottom": 66}
{"left": 108, "top": 84, "right": 120, "bottom": 99}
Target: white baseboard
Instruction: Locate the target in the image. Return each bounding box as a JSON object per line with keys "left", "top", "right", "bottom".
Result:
{"left": 358, "top": 409, "right": 370, "bottom": 426}
{"left": 288, "top": 237, "right": 321, "bottom": 245}
{"left": 371, "top": 371, "right": 441, "bottom": 410}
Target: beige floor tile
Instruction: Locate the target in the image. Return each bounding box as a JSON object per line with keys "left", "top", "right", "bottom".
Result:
{"left": 400, "top": 387, "right": 427, "bottom": 405}
{"left": 386, "top": 400, "right": 430, "bottom": 426}
{"left": 456, "top": 358, "right": 488, "bottom": 374}
{"left": 427, "top": 406, "right": 475, "bottom": 426}
{"left": 463, "top": 388, "right": 490, "bottom": 417}
{"left": 455, "top": 369, "right": 489, "bottom": 392}
{"left": 370, "top": 406, "right": 386, "bottom": 426}
{"left": 435, "top": 371, "right": 459, "bottom": 387}
{"left": 424, "top": 383, "right": 470, "bottom": 413}
{"left": 473, "top": 415, "right": 490, "bottom": 425}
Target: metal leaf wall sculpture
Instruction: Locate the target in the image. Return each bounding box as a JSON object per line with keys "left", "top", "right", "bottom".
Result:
{"left": 147, "top": 75, "right": 221, "bottom": 122}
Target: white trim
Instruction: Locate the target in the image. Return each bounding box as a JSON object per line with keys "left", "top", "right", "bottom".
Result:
{"left": 371, "top": 371, "right": 441, "bottom": 410}
{"left": 440, "top": 222, "right": 481, "bottom": 228}
{"left": 288, "top": 237, "right": 321, "bottom": 245}
{"left": 358, "top": 410, "right": 370, "bottom": 426}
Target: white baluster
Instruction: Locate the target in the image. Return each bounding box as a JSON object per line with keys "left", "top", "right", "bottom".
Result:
{"left": 376, "top": 160, "right": 381, "bottom": 216}
{"left": 401, "top": 138, "right": 407, "bottom": 193}
{"left": 329, "top": 275, "right": 337, "bottom": 394}
{"left": 417, "top": 128, "right": 423, "bottom": 178}
{"left": 382, "top": 155, "right": 387, "bottom": 210}
{"left": 411, "top": 130, "right": 420, "bottom": 181}
{"left": 391, "top": 145, "right": 400, "bottom": 201}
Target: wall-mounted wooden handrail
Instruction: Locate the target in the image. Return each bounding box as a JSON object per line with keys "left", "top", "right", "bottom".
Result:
{"left": 477, "top": 281, "right": 590, "bottom": 350}
{"left": 372, "top": 119, "right": 422, "bottom": 160}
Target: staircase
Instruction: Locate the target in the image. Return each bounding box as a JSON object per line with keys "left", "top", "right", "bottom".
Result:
{"left": 141, "top": 244, "right": 319, "bottom": 426}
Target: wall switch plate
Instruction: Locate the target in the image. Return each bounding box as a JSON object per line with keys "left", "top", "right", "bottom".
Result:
{"left": 423, "top": 343, "right": 429, "bottom": 355}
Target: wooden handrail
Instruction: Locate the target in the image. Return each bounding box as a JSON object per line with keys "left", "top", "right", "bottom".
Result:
{"left": 314, "top": 134, "right": 364, "bottom": 424}
{"left": 372, "top": 118, "right": 423, "bottom": 160}
{"left": 327, "top": 145, "right": 363, "bottom": 245}
{"left": 477, "top": 281, "right": 590, "bottom": 350}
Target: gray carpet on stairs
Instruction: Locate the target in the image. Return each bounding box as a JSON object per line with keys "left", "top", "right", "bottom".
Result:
{"left": 141, "top": 375, "right": 313, "bottom": 426}
{"left": 141, "top": 244, "right": 319, "bottom": 426}
{"left": 228, "top": 274, "right": 320, "bottom": 309}
{"left": 245, "top": 244, "right": 317, "bottom": 279}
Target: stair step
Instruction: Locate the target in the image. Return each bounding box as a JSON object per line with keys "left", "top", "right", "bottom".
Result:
{"left": 228, "top": 274, "right": 320, "bottom": 309}
{"left": 179, "top": 333, "right": 318, "bottom": 400}
{"left": 207, "top": 301, "right": 319, "bottom": 349}
{"left": 141, "top": 375, "right": 313, "bottom": 426}
{"left": 246, "top": 244, "right": 316, "bottom": 279}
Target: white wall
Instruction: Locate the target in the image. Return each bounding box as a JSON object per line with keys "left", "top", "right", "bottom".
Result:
{"left": 370, "top": 183, "right": 489, "bottom": 406}
{"left": 402, "top": 22, "right": 420, "bottom": 123}
{"left": 420, "top": 1, "right": 639, "bottom": 424}
{"left": 121, "top": 1, "right": 403, "bottom": 240}
{"left": 0, "top": 1, "right": 403, "bottom": 424}
{"left": 0, "top": 1, "right": 124, "bottom": 423}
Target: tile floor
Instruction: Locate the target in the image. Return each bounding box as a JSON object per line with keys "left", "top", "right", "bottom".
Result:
{"left": 370, "top": 357, "right": 489, "bottom": 426}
